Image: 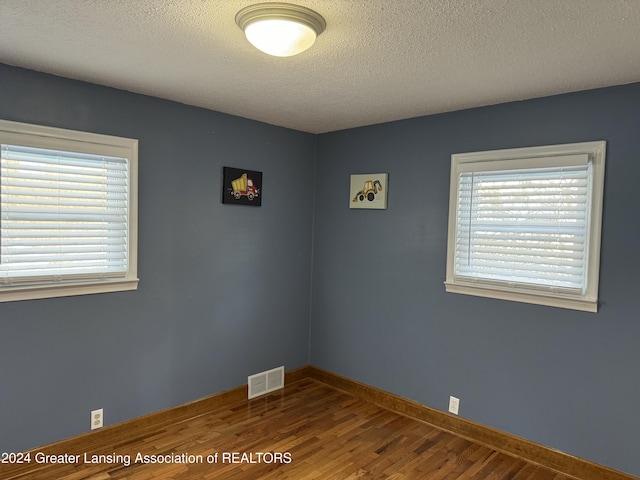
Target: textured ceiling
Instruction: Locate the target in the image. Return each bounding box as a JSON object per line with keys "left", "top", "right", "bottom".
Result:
{"left": 1, "top": 1, "right": 640, "bottom": 133}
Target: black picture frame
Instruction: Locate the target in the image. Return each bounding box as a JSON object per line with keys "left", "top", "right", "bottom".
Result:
{"left": 222, "top": 167, "right": 263, "bottom": 206}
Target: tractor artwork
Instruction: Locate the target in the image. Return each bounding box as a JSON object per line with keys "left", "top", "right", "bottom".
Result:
{"left": 352, "top": 179, "right": 383, "bottom": 203}
{"left": 230, "top": 172, "right": 260, "bottom": 201}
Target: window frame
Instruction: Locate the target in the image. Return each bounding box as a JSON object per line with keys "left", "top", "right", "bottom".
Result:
{"left": 0, "top": 119, "right": 138, "bottom": 302}
{"left": 445, "top": 141, "right": 606, "bottom": 312}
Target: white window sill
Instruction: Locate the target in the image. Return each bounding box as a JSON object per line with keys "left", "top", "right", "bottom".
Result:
{"left": 444, "top": 281, "right": 597, "bottom": 313}
{"left": 0, "top": 278, "right": 139, "bottom": 303}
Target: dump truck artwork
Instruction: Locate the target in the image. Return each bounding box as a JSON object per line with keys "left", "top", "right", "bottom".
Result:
{"left": 230, "top": 173, "right": 260, "bottom": 201}
{"left": 352, "top": 179, "right": 383, "bottom": 203}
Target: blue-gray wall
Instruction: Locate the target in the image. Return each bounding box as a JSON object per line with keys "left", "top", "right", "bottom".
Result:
{"left": 311, "top": 83, "right": 640, "bottom": 477}
{"left": 0, "top": 64, "right": 315, "bottom": 452}
{"left": 2, "top": 62, "right": 639, "bottom": 477}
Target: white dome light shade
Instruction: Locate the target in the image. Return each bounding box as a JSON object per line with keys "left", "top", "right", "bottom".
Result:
{"left": 245, "top": 19, "right": 316, "bottom": 57}
{"left": 236, "top": 3, "right": 326, "bottom": 57}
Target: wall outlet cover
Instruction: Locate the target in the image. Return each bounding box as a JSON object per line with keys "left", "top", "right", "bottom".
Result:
{"left": 449, "top": 396, "right": 460, "bottom": 415}
{"left": 91, "top": 408, "right": 103, "bottom": 430}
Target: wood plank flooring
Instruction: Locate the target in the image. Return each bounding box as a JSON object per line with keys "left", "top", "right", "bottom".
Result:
{"left": 7, "top": 379, "right": 575, "bottom": 479}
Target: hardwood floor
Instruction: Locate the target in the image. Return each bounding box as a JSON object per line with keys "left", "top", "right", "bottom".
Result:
{"left": 7, "top": 379, "right": 575, "bottom": 480}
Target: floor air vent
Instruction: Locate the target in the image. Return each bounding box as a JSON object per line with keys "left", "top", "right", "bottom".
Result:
{"left": 248, "top": 366, "right": 285, "bottom": 399}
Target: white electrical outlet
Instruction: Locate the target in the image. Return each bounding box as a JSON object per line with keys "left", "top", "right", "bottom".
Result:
{"left": 91, "top": 408, "right": 103, "bottom": 430}
{"left": 448, "top": 396, "right": 460, "bottom": 415}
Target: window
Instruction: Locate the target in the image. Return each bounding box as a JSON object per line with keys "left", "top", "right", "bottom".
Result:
{"left": 445, "top": 141, "right": 606, "bottom": 312}
{"left": 0, "top": 119, "right": 138, "bottom": 302}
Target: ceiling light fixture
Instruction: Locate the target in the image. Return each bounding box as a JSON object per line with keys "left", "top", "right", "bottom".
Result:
{"left": 235, "top": 3, "right": 326, "bottom": 57}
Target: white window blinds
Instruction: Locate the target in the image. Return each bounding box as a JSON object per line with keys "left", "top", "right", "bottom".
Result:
{"left": 454, "top": 161, "right": 591, "bottom": 293}
{"left": 1, "top": 144, "right": 129, "bottom": 285}
{"left": 446, "top": 142, "right": 606, "bottom": 312}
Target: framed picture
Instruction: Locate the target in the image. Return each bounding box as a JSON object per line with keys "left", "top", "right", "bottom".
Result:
{"left": 222, "top": 167, "right": 263, "bottom": 206}
{"left": 349, "top": 173, "right": 388, "bottom": 209}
